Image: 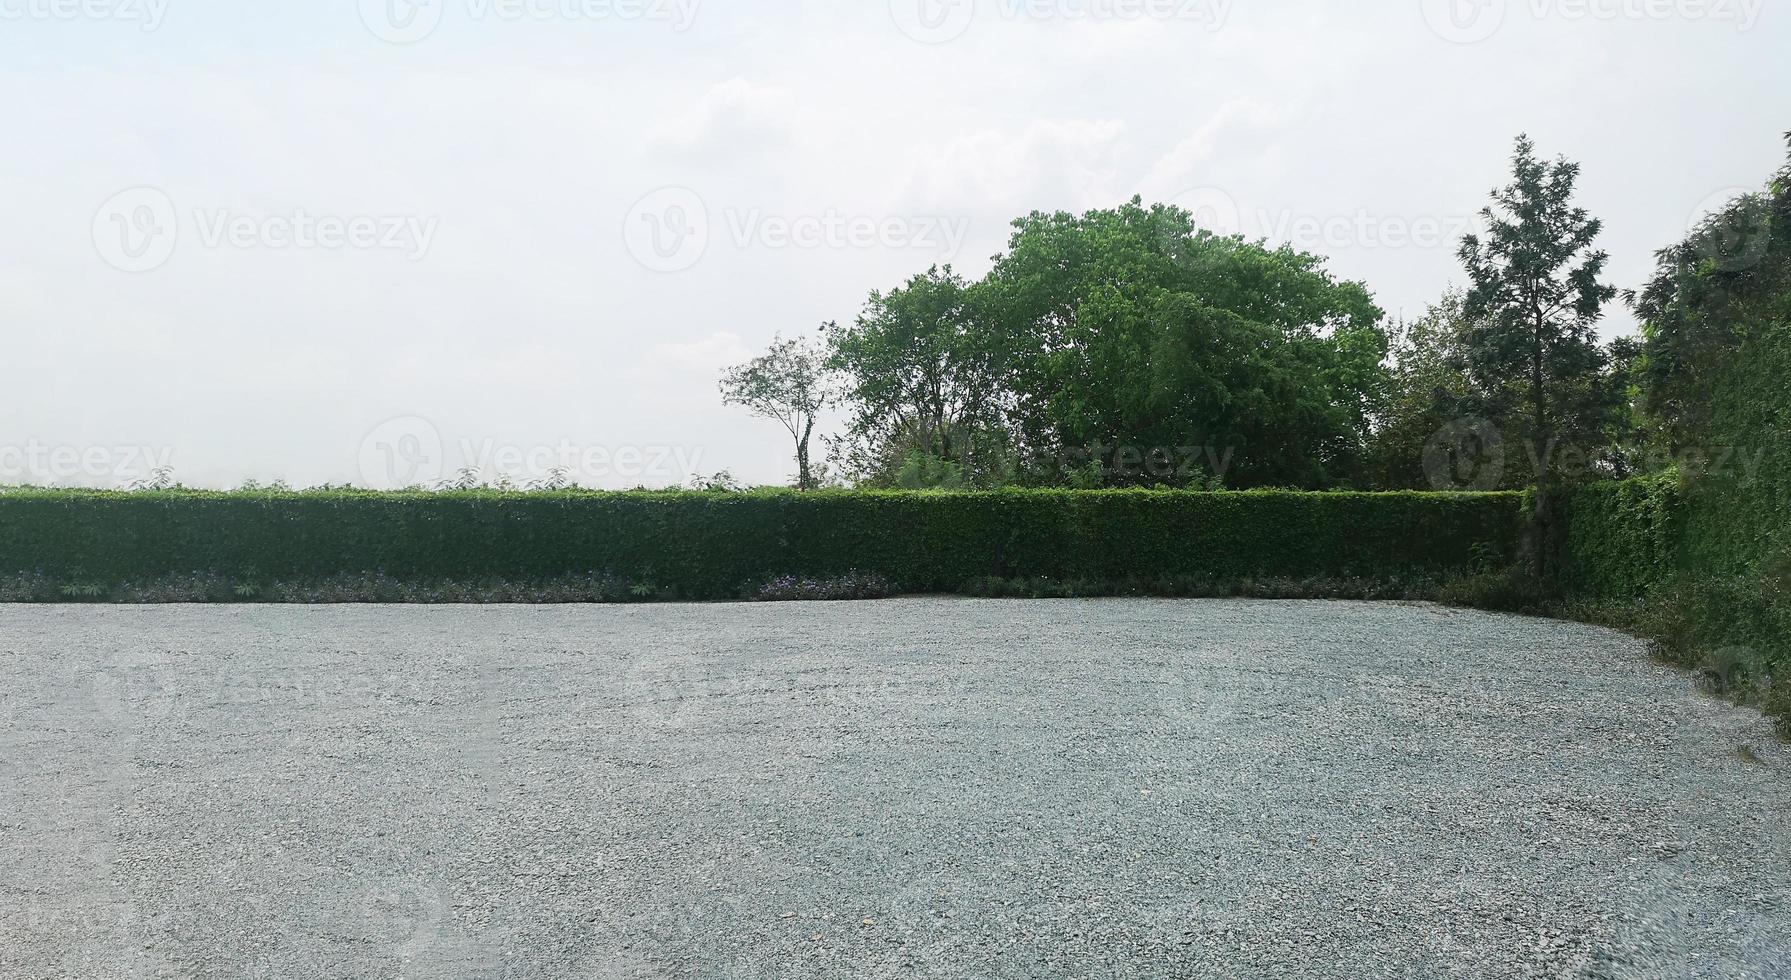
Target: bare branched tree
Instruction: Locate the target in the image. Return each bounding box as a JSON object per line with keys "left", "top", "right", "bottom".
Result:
{"left": 720, "top": 334, "right": 833, "bottom": 490}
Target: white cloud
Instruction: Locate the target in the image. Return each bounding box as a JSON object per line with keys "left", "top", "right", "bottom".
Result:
{"left": 902, "top": 118, "right": 1131, "bottom": 214}
{"left": 1138, "top": 100, "right": 1292, "bottom": 201}
{"left": 648, "top": 77, "right": 798, "bottom": 161}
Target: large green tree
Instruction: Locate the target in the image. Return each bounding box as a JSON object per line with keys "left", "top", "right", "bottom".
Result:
{"left": 1634, "top": 137, "right": 1791, "bottom": 450}
{"left": 980, "top": 198, "right": 1388, "bottom": 488}
{"left": 1365, "top": 291, "right": 1489, "bottom": 489}
{"left": 824, "top": 266, "right": 1012, "bottom": 487}
{"left": 1457, "top": 135, "right": 1619, "bottom": 577}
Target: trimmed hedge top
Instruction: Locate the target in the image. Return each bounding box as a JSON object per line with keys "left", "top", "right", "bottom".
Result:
{"left": 0, "top": 487, "right": 1524, "bottom": 599}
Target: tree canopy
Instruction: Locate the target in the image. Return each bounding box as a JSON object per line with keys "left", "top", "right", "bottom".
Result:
{"left": 723, "top": 136, "right": 1790, "bottom": 499}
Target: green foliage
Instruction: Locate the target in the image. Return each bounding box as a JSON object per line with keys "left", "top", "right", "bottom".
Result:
{"left": 1457, "top": 135, "right": 1622, "bottom": 581}
{"left": 1556, "top": 473, "right": 1683, "bottom": 601}
{"left": 1633, "top": 142, "right": 1791, "bottom": 450}
{"left": 1432, "top": 567, "right": 1548, "bottom": 615}
{"left": 0, "top": 571, "right": 640, "bottom": 604}
{"left": 1366, "top": 291, "right": 1483, "bottom": 489}
{"left": 720, "top": 334, "right": 833, "bottom": 490}
{"left": 687, "top": 470, "right": 746, "bottom": 493}
{"left": 818, "top": 198, "right": 1391, "bottom": 490}
{"left": 1555, "top": 137, "right": 1791, "bottom": 732}
{"left": 0, "top": 487, "right": 1523, "bottom": 602}
{"left": 753, "top": 571, "right": 893, "bottom": 602}
{"left": 981, "top": 198, "right": 1389, "bottom": 489}
{"left": 894, "top": 453, "right": 966, "bottom": 490}
{"left": 1064, "top": 460, "right": 1105, "bottom": 490}
{"left": 1457, "top": 136, "right": 1619, "bottom": 447}
{"left": 825, "top": 267, "right": 1013, "bottom": 486}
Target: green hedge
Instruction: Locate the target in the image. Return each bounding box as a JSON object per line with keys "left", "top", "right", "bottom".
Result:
{"left": 1553, "top": 280, "right": 1788, "bottom": 729}
{"left": 1557, "top": 475, "right": 1683, "bottom": 602}
{"left": 1551, "top": 145, "right": 1791, "bottom": 732}
{"left": 0, "top": 488, "right": 1525, "bottom": 599}
{"left": 1675, "top": 316, "right": 1791, "bottom": 581}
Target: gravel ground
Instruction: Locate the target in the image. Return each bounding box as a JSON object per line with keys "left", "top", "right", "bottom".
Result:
{"left": 2, "top": 599, "right": 1789, "bottom": 980}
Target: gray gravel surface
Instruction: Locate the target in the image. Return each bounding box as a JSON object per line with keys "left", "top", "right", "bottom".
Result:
{"left": 3, "top": 599, "right": 1790, "bottom": 979}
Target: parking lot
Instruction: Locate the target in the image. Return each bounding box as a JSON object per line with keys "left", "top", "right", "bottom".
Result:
{"left": 3, "top": 599, "right": 1789, "bottom": 978}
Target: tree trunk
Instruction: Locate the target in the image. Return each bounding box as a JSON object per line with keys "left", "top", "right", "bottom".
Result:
{"left": 1530, "top": 311, "right": 1552, "bottom": 585}
{"left": 796, "top": 418, "right": 815, "bottom": 491}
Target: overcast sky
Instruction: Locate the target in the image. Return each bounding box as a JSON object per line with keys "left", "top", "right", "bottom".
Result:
{"left": 2, "top": 0, "right": 1785, "bottom": 489}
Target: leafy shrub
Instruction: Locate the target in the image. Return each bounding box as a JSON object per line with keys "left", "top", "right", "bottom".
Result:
{"left": 1697, "top": 644, "right": 1771, "bottom": 699}
{"left": 1629, "top": 584, "right": 1693, "bottom": 665}
{"left": 0, "top": 573, "right": 54, "bottom": 602}
{"left": 0, "top": 572, "right": 640, "bottom": 605}
{"left": 1434, "top": 568, "right": 1547, "bottom": 615}
{"left": 753, "top": 571, "right": 893, "bottom": 602}
{"left": 1560, "top": 477, "right": 1791, "bottom": 731}
{"left": 1768, "top": 681, "right": 1791, "bottom": 739}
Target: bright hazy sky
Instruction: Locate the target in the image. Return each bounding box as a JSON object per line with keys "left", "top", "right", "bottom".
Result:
{"left": 3, "top": 0, "right": 1786, "bottom": 489}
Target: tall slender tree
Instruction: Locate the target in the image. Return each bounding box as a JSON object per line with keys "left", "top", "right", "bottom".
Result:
{"left": 1458, "top": 135, "right": 1618, "bottom": 579}
{"left": 720, "top": 335, "right": 833, "bottom": 490}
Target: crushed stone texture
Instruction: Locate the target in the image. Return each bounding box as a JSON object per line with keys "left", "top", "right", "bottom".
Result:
{"left": 3, "top": 599, "right": 1789, "bottom": 979}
